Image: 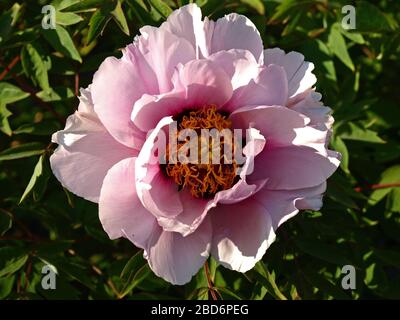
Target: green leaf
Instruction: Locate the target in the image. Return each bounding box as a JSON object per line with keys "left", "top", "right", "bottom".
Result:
{"left": 327, "top": 173, "right": 362, "bottom": 209}
{"left": 21, "top": 43, "right": 50, "bottom": 90}
{"left": 302, "top": 39, "right": 337, "bottom": 84}
{"left": 295, "top": 239, "right": 351, "bottom": 265}
{"left": 271, "top": 0, "right": 315, "bottom": 21}
{"left": 52, "top": 0, "right": 82, "bottom": 10}
{"left": 386, "top": 189, "right": 400, "bottom": 212}
{"left": 302, "top": 269, "right": 350, "bottom": 299}
{"left": 37, "top": 255, "right": 95, "bottom": 290}
{"left": 148, "top": 0, "right": 173, "bottom": 19}
{"left": 62, "top": 0, "right": 106, "bottom": 12}
{"left": 0, "top": 103, "right": 12, "bottom": 136}
{"left": 120, "top": 250, "right": 151, "bottom": 298}
{"left": 120, "top": 250, "right": 147, "bottom": 282}
{"left": 55, "top": 11, "right": 83, "bottom": 26}
{"left": 111, "top": 1, "right": 130, "bottom": 36}
{"left": 0, "top": 247, "right": 28, "bottom": 278}
{"left": 330, "top": 135, "right": 349, "bottom": 174}
{"left": 0, "top": 275, "right": 15, "bottom": 299}
{"left": 356, "top": 1, "right": 398, "bottom": 33}
{"left": 253, "top": 262, "right": 287, "bottom": 300}
{"left": 215, "top": 286, "right": 243, "bottom": 300}
{"left": 0, "top": 210, "right": 12, "bottom": 236}
{"left": 240, "top": 0, "right": 265, "bottom": 15}
{"left": 20, "top": 154, "right": 51, "bottom": 203}
{"left": 42, "top": 25, "right": 82, "bottom": 62}
{"left": 0, "top": 142, "right": 45, "bottom": 161}
{"left": 328, "top": 23, "right": 354, "bottom": 72}
{"left": 340, "top": 29, "right": 365, "bottom": 45}
{"left": 36, "top": 87, "right": 74, "bottom": 102}
{"left": 87, "top": 9, "right": 112, "bottom": 45}
{"left": 14, "top": 121, "right": 60, "bottom": 136}
{"left": 374, "top": 249, "right": 400, "bottom": 268}
{"left": 0, "top": 3, "right": 21, "bottom": 43}
{"left": 0, "top": 82, "right": 29, "bottom": 104}
{"left": 369, "top": 165, "right": 400, "bottom": 206}
{"left": 337, "top": 122, "right": 385, "bottom": 143}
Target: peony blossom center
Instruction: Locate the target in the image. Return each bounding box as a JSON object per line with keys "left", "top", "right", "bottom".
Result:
{"left": 163, "top": 106, "right": 239, "bottom": 199}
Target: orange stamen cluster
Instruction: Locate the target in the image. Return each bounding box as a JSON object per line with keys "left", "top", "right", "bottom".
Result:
{"left": 164, "top": 106, "right": 238, "bottom": 199}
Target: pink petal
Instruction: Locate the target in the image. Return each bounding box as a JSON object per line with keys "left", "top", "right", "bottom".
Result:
{"left": 211, "top": 200, "right": 276, "bottom": 272}
{"left": 91, "top": 54, "right": 151, "bottom": 148}
{"left": 264, "top": 48, "right": 316, "bottom": 97}
{"left": 208, "top": 49, "right": 259, "bottom": 90}
{"left": 146, "top": 216, "right": 212, "bottom": 285}
{"left": 137, "top": 26, "right": 196, "bottom": 93}
{"left": 160, "top": 3, "right": 209, "bottom": 58}
{"left": 135, "top": 117, "right": 183, "bottom": 218}
{"left": 99, "top": 157, "right": 156, "bottom": 248}
{"left": 132, "top": 59, "right": 233, "bottom": 132}
{"left": 50, "top": 89, "right": 135, "bottom": 203}
{"left": 172, "top": 59, "right": 233, "bottom": 106}
{"left": 289, "top": 89, "right": 333, "bottom": 130}
{"left": 253, "top": 182, "right": 327, "bottom": 230}
{"left": 208, "top": 13, "right": 263, "bottom": 62}
{"left": 250, "top": 145, "right": 340, "bottom": 190}
{"left": 225, "top": 64, "right": 288, "bottom": 111}
{"left": 230, "top": 105, "right": 309, "bottom": 147}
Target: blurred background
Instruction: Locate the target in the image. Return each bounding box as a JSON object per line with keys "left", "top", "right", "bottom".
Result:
{"left": 0, "top": 0, "right": 399, "bottom": 300}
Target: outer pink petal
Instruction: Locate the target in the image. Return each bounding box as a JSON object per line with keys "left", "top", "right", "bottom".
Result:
{"left": 207, "top": 13, "right": 264, "bottom": 62}
{"left": 132, "top": 59, "right": 233, "bottom": 132}
{"left": 91, "top": 53, "right": 151, "bottom": 148}
{"left": 253, "top": 182, "right": 327, "bottom": 230}
{"left": 250, "top": 145, "right": 340, "bottom": 190}
{"left": 231, "top": 104, "right": 335, "bottom": 155}
{"left": 288, "top": 89, "right": 333, "bottom": 130}
{"left": 99, "top": 157, "right": 156, "bottom": 248}
{"left": 50, "top": 88, "right": 135, "bottom": 203}
{"left": 211, "top": 200, "right": 276, "bottom": 272}
{"left": 264, "top": 48, "right": 316, "bottom": 97}
{"left": 146, "top": 216, "right": 212, "bottom": 285}
{"left": 225, "top": 64, "right": 288, "bottom": 111}
{"left": 160, "top": 3, "right": 209, "bottom": 58}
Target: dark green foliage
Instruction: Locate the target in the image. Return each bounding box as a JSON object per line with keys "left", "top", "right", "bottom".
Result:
{"left": 0, "top": 0, "right": 399, "bottom": 300}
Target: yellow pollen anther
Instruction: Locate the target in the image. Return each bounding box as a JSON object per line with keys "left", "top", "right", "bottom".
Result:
{"left": 164, "top": 106, "right": 239, "bottom": 199}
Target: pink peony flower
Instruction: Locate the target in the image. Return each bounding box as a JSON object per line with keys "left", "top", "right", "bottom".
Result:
{"left": 50, "top": 4, "right": 341, "bottom": 285}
